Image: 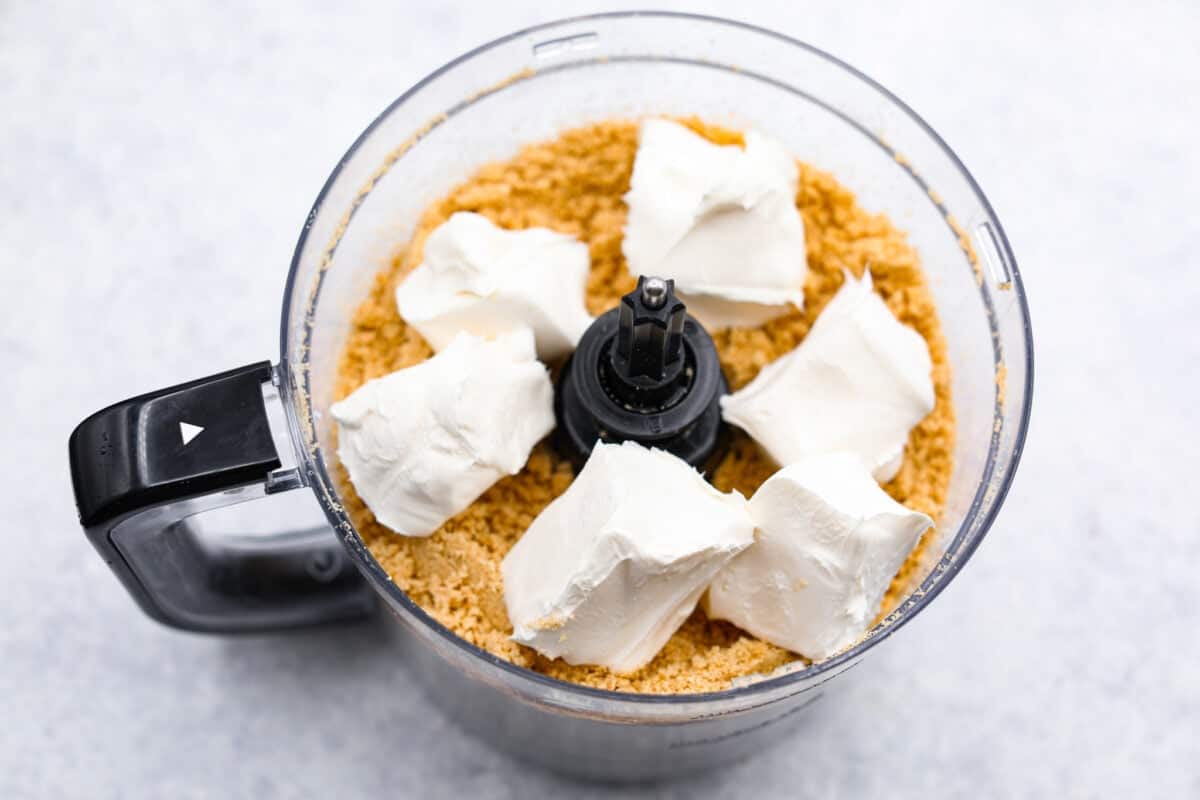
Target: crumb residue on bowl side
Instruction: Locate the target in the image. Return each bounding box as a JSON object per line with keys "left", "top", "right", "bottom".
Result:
{"left": 334, "top": 119, "right": 955, "bottom": 694}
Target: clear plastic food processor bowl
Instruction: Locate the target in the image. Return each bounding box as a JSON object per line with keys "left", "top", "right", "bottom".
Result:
{"left": 281, "top": 12, "right": 1031, "bottom": 780}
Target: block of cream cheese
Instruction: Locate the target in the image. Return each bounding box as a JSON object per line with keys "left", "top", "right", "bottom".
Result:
{"left": 721, "top": 270, "right": 935, "bottom": 482}
{"left": 502, "top": 441, "right": 755, "bottom": 673}
{"left": 621, "top": 118, "right": 807, "bottom": 329}
{"left": 331, "top": 329, "right": 554, "bottom": 537}
{"left": 396, "top": 211, "right": 593, "bottom": 361}
{"left": 705, "top": 452, "right": 933, "bottom": 661}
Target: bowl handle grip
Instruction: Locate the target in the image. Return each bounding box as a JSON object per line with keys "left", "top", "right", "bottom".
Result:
{"left": 68, "top": 362, "right": 375, "bottom": 633}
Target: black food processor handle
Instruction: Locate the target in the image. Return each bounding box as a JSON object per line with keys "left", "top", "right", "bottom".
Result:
{"left": 68, "top": 362, "right": 374, "bottom": 633}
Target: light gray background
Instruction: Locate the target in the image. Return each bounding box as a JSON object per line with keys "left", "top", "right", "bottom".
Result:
{"left": 2, "top": 2, "right": 1196, "bottom": 797}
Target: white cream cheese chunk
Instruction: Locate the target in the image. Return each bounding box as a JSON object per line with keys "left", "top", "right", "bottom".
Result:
{"left": 502, "top": 441, "right": 755, "bottom": 673}
{"left": 705, "top": 453, "right": 933, "bottom": 661}
{"left": 331, "top": 329, "right": 554, "bottom": 537}
{"left": 395, "top": 211, "right": 593, "bottom": 361}
{"left": 720, "top": 270, "right": 935, "bottom": 482}
{"left": 621, "top": 118, "right": 808, "bottom": 329}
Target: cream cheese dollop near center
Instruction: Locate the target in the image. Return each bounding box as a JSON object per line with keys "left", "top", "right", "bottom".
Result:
{"left": 705, "top": 452, "right": 933, "bottom": 661}
{"left": 331, "top": 329, "right": 554, "bottom": 537}
{"left": 502, "top": 441, "right": 755, "bottom": 673}
{"left": 396, "top": 211, "right": 593, "bottom": 361}
{"left": 621, "top": 118, "right": 808, "bottom": 329}
{"left": 720, "top": 269, "right": 935, "bottom": 482}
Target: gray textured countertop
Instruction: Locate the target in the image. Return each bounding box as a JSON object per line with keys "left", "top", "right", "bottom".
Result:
{"left": 3, "top": 2, "right": 1196, "bottom": 797}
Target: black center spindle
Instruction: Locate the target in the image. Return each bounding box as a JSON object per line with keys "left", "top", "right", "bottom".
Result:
{"left": 553, "top": 275, "right": 727, "bottom": 471}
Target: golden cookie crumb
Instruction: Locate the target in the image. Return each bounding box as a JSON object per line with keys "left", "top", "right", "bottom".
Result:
{"left": 334, "top": 119, "right": 955, "bottom": 694}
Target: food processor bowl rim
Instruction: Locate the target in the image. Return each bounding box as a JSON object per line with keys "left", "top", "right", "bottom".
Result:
{"left": 277, "top": 10, "right": 1034, "bottom": 710}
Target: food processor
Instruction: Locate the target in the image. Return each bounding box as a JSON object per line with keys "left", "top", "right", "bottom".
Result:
{"left": 67, "top": 12, "right": 1032, "bottom": 781}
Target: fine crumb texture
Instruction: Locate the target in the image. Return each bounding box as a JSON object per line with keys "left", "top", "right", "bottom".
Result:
{"left": 334, "top": 119, "right": 956, "bottom": 694}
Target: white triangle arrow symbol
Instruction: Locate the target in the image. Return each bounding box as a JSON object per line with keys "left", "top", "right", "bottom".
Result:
{"left": 179, "top": 422, "right": 204, "bottom": 446}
